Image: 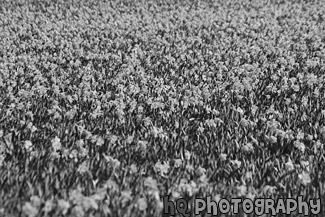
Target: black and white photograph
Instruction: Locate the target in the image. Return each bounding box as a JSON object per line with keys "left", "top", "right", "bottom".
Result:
{"left": 0, "top": 0, "right": 324, "bottom": 216}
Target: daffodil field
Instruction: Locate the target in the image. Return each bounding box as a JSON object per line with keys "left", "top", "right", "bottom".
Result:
{"left": 0, "top": 0, "right": 325, "bottom": 216}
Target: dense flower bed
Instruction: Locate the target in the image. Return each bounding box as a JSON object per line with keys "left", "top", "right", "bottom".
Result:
{"left": 0, "top": 0, "right": 325, "bottom": 216}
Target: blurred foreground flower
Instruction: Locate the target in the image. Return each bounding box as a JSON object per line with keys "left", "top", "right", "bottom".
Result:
{"left": 77, "top": 161, "right": 89, "bottom": 174}
{"left": 174, "top": 158, "right": 182, "bottom": 168}
{"left": 214, "top": 194, "right": 221, "bottom": 203}
{"left": 144, "top": 177, "right": 158, "bottom": 191}
{"left": 30, "top": 195, "right": 41, "bottom": 208}
{"left": 178, "top": 179, "right": 198, "bottom": 197}
{"left": 265, "top": 135, "right": 277, "bottom": 144}
{"left": 236, "top": 107, "right": 244, "bottom": 115}
{"left": 246, "top": 191, "right": 256, "bottom": 200}
{"left": 137, "top": 140, "right": 148, "bottom": 152}
{"left": 51, "top": 136, "right": 61, "bottom": 152}
{"left": 294, "top": 140, "right": 306, "bottom": 153}
{"left": 120, "top": 190, "right": 132, "bottom": 207}
{"left": 91, "top": 135, "right": 104, "bottom": 147}
{"left": 24, "top": 140, "right": 33, "bottom": 151}
{"left": 57, "top": 199, "right": 70, "bottom": 215}
{"left": 261, "top": 185, "right": 277, "bottom": 196}
{"left": 22, "top": 202, "right": 38, "bottom": 217}
{"left": 242, "top": 142, "right": 254, "bottom": 153}
{"left": 230, "top": 159, "right": 241, "bottom": 169}
{"left": 43, "top": 199, "right": 55, "bottom": 214}
{"left": 71, "top": 205, "right": 84, "bottom": 217}
{"left": 298, "top": 171, "right": 311, "bottom": 186}
{"left": 236, "top": 185, "right": 247, "bottom": 197}
{"left": 136, "top": 197, "right": 148, "bottom": 211}
{"left": 184, "top": 150, "right": 191, "bottom": 161}
{"left": 103, "top": 154, "right": 121, "bottom": 168}
{"left": 220, "top": 153, "right": 227, "bottom": 161}
{"left": 285, "top": 158, "right": 294, "bottom": 171}
{"left": 300, "top": 160, "right": 310, "bottom": 172}
{"left": 155, "top": 161, "right": 169, "bottom": 177}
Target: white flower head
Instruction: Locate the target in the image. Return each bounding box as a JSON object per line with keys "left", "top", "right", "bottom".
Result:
{"left": 285, "top": 158, "right": 294, "bottom": 171}
{"left": 298, "top": 171, "right": 311, "bottom": 186}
